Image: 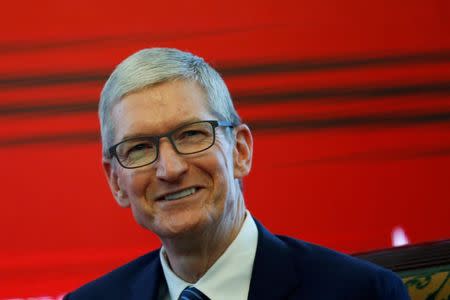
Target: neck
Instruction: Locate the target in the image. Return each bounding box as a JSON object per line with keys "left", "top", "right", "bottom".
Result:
{"left": 161, "top": 194, "right": 246, "bottom": 283}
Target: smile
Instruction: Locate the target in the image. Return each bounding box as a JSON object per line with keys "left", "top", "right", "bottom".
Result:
{"left": 162, "top": 187, "right": 198, "bottom": 201}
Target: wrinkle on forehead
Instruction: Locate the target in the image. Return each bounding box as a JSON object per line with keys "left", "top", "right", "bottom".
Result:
{"left": 111, "top": 80, "right": 214, "bottom": 142}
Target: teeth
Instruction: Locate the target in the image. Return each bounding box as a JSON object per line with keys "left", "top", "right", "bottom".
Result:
{"left": 164, "top": 188, "right": 196, "bottom": 201}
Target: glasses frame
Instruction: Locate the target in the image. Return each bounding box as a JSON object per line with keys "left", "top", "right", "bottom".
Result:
{"left": 109, "top": 120, "right": 235, "bottom": 169}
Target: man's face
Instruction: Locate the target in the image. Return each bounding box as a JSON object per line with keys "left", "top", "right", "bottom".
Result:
{"left": 103, "top": 80, "right": 252, "bottom": 239}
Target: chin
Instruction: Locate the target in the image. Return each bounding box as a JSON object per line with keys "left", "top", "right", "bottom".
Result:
{"left": 150, "top": 212, "right": 211, "bottom": 239}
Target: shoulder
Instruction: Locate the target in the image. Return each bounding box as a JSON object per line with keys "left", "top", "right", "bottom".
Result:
{"left": 64, "top": 249, "right": 161, "bottom": 300}
{"left": 276, "top": 234, "right": 409, "bottom": 299}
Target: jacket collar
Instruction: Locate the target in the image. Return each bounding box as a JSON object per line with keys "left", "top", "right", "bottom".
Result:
{"left": 129, "top": 219, "right": 299, "bottom": 300}
{"left": 248, "top": 220, "right": 300, "bottom": 300}
{"left": 130, "top": 250, "right": 164, "bottom": 300}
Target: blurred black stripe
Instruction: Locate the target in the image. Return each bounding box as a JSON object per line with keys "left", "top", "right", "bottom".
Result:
{"left": 276, "top": 147, "right": 450, "bottom": 168}
{"left": 247, "top": 111, "right": 450, "bottom": 131}
{"left": 235, "top": 81, "right": 450, "bottom": 105}
{"left": 0, "top": 132, "right": 99, "bottom": 148}
{"left": 0, "top": 72, "right": 105, "bottom": 89}
{"left": 219, "top": 51, "right": 450, "bottom": 76}
{"left": 1, "top": 81, "right": 449, "bottom": 117}
{"left": 0, "top": 24, "right": 282, "bottom": 55}
{"left": 1, "top": 111, "right": 449, "bottom": 148}
{"left": 1, "top": 51, "right": 449, "bottom": 89}
{"left": 0, "top": 101, "right": 97, "bottom": 116}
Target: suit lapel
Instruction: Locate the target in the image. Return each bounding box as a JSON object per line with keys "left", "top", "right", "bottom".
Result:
{"left": 130, "top": 250, "right": 165, "bottom": 300}
{"left": 248, "top": 220, "right": 300, "bottom": 300}
{"left": 127, "top": 221, "right": 300, "bottom": 300}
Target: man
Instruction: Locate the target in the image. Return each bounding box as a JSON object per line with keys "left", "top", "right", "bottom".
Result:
{"left": 65, "top": 48, "right": 410, "bottom": 299}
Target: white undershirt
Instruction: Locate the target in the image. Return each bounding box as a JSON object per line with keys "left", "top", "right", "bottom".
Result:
{"left": 159, "top": 211, "right": 258, "bottom": 300}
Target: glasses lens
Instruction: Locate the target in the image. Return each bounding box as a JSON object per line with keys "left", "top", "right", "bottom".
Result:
{"left": 116, "top": 138, "right": 157, "bottom": 168}
{"left": 172, "top": 122, "right": 214, "bottom": 154}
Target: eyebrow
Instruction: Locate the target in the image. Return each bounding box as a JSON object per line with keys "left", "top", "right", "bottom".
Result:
{"left": 120, "top": 117, "right": 203, "bottom": 141}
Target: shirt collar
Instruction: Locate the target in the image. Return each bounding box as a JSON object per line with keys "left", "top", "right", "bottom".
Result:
{"left": 160, "top": 211, "right": 258, "bottom": 300}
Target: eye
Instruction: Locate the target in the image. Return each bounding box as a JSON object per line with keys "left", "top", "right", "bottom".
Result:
{"left": 120, "top": 141, "right": 156, "bottom": 163}
{"left": 115, "top": 138, "right": 158, "bottom": 167}
{"left": 177, "top": 129, "right": 208, "bottom": 141}
{"left": 182, "top": 130, "right": 203, "bottom": 137}
{"left": 127, "top": 142, "right": 154, "bottom": 154}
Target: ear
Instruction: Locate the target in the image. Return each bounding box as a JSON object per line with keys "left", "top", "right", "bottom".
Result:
{"left": 233, "top": 124, "right": 253, "bottom": 179}
{"left": 102, "top": 158, "right": 130, "bottom": 208}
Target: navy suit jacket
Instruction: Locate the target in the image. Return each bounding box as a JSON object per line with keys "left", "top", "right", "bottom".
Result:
{"left": 65, "top": 220, "right": 410, "bottom": 299}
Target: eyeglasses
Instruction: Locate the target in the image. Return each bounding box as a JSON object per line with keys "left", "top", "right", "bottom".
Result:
{"left": 109, "top": 120, "right": 234, "bottom": 169}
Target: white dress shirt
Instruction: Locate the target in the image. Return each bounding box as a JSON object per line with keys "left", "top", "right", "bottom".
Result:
{"left": 159, "top": 211, "right": 258, "bottom": 300}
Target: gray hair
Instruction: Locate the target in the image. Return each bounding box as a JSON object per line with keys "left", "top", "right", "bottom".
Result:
{"left": 99, "top": 48, "right": 241, "bottom": 159}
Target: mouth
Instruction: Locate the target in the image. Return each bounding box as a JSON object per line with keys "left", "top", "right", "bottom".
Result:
{"left": 157, "top": 187, "right": 200, "bottom": 202}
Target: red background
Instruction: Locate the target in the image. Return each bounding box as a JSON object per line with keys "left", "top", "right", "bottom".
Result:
{"left": 1, "top": 0, "right": 449, "bottom": 297}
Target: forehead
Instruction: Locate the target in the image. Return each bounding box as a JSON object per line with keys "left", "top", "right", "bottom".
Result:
{"left": 111, "top": 80, "right": 215, "bottom": 142}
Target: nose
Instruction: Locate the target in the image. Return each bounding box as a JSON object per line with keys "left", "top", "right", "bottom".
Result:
{"left": 155, "top": 138, "right": 188, "bottom": 182}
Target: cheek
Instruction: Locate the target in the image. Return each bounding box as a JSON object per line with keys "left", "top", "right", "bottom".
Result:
{"left": 123, "top": 171, "right": 156, "bottom": 224}
{"left": 121, "top": 170, "right": 153, "bottom": 199}
{"left": 207, "top": 145, "right": 235, "bottom": 192}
